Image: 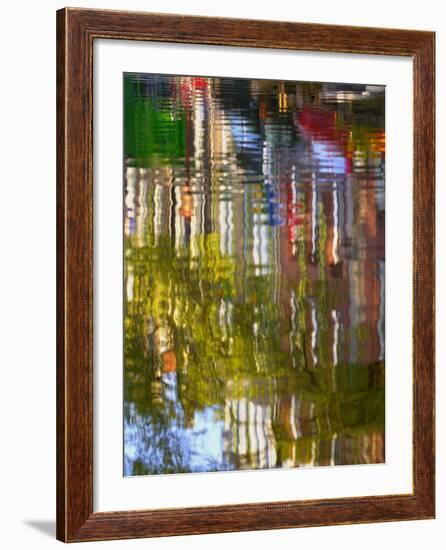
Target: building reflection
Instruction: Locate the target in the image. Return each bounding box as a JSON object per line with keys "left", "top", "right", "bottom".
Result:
{"left": 123, "top": 74, "right": 385, "bottom": 475}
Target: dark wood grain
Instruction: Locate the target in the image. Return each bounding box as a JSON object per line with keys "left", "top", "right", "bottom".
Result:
{"left": 56, "top": 7, "right": 435, "bottom": 542}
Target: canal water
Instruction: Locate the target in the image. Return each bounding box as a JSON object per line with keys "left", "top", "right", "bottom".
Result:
{"left": 123, "top": 73, "right": 385, "bottom": 475}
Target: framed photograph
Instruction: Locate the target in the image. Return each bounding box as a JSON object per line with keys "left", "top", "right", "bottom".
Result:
{"left": 56, "top": 7, "right": 435, "bottom": 542}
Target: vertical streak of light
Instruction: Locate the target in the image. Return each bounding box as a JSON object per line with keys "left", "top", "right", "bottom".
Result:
{"left": 126, "top": 265, "right": 134, "bottom": 302}
{"left": 260, "top": 222, "right": 269, "bottom": 276}
{"left": 273, "top": 211, "right": 280, "bottom": 303}
{"left": 248, "top": 402, "right": 257, "bottom": 467}
{"left": 330, "top": 433, "right": 338, "bottom": 466}
{"left": 200, "top": 182, "right": 205, "bottom": 237}
{"left": 348, "top": 261, "right": 359, "bottom": 364}
{"left": 331, "top": 309, "right": 340, "bottom": 367}
{"left": 219, "top": 199, "right": 226, "bottom": 257}
{"left": 345, "top": 174, "right": 354, "bottom": 243}
{"left": 253, "top": 213, "right": 260, "bottom": 276}
{"left": 237, "top": 399, "right": 246, "bottom": 466}
{"left": 291, "top": 165, "right": 297, "bottom": 256}
{"left": 257, "top": 405, "right": 264, "bottom": 468}
{"left": 124, "top": 168, "right": 134, "bottom": 237}
{"left": 289, "top": 289, "right": 297, "bottom": 367}
{"left": 311, "top": 301, "right": 318, "bottom": 367}
{"left": 227, "top": 195, "right": 233, "bottom": 257}
{"left": 174, "top": 185, "right": 182, "bottom": 251}
{"left": 207, "top": 81, "right": 216, "bottom": 230}
{"left": 332, "top": 181, "right": 340, "bottom": 264}
{"left": 311, "top": 438, "right": 317, "bottom": 466}
{"left": 154, "top": 184, "right": 162, "bottom": 246}
{"left": 168, "top": 175, "right": 173, "bottom": 241}
{"left": 235, "top": 400, "right": 240, "bottom": 463}
{"left": 311, "top": 171, "right": 317, "bottom": 258}
{"left": 140, "top": 174, "right": 149, "bottom": 245}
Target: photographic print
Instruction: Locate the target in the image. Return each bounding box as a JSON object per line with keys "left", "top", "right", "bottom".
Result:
{"left": 57, "top": 11, "right": 435, "bottom": 540}
{"left": 123, "top": 73, "right": 385, "bottom": 476}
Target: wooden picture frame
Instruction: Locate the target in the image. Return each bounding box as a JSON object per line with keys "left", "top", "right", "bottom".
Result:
{"left": 56, "top": 7, "right": 435, "bottom": 542}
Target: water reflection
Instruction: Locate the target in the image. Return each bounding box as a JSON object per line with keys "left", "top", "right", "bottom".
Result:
{"left": 123, "top": 73, "right": 385, "bottom": 475}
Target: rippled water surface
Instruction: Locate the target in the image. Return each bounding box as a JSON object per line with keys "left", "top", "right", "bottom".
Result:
{"left": 124, "top": 73, "right": 385, "bottom": 475}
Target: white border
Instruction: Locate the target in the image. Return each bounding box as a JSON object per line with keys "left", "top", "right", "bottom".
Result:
{"left": 94, "top": 39, "right": 413, "bottom": 512}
